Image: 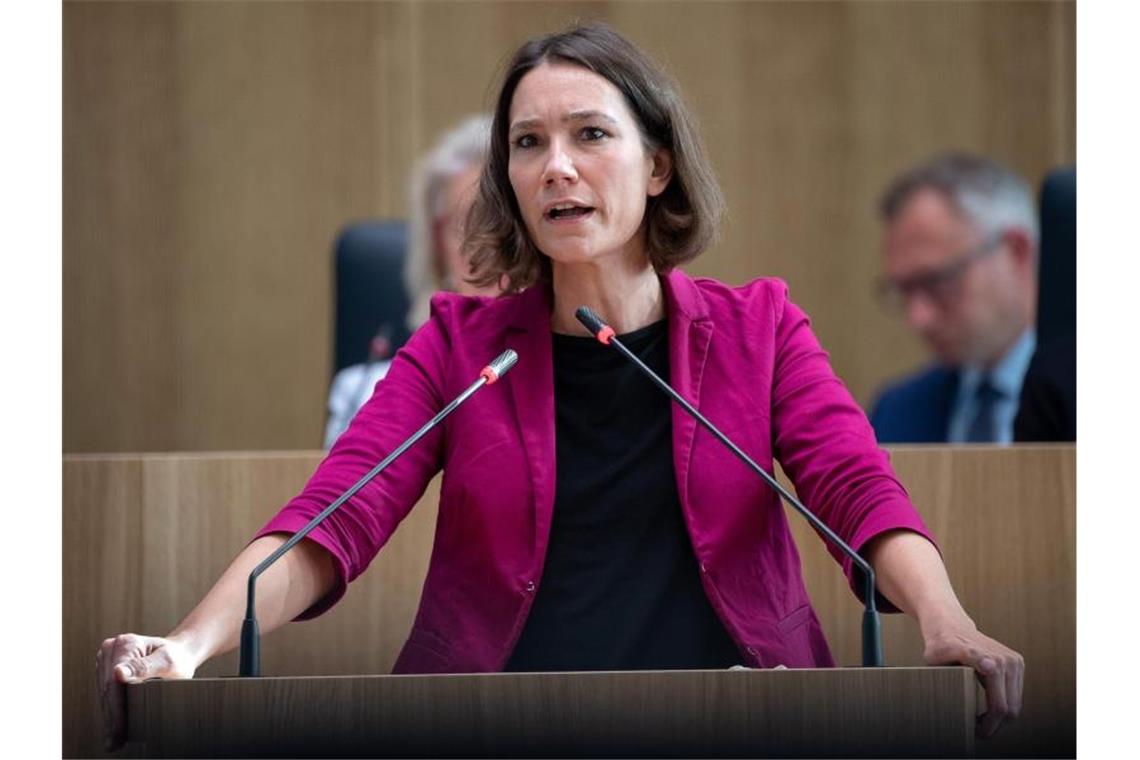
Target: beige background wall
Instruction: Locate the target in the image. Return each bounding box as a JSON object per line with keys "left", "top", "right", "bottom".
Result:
{"left": 63, "top": 1, "right": 1076, "bottom": 453}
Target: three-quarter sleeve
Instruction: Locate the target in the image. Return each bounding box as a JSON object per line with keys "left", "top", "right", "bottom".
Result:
{"left": 768, "top": 284, "right": 938, "bottom": 611}
{"left": 254, "top": 309, "right": 453, "bottom": 619}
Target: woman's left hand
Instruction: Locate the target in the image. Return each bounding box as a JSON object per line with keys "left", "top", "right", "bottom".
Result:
{"left": 921, "top": 615, "right": 1025, "bottom": 738}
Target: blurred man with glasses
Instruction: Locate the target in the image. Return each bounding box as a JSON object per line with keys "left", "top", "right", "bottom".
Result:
{"left": 869, "top": 152, "right": 1038, "bottom": 443}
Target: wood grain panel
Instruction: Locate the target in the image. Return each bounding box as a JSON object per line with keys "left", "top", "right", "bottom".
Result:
{"left": 63, "top": 452, "right": 439, "bottom": 757}
{"left": 63, "top": 1, "right": 415, "bottom": 453}
{"left": 126, "top": 668, "right": 977, "bottom": 757}
{"left": 783, "top": 445, "right": 1076, "bottom": 758}
{"left": 63, "top": 1, "right": 181, "bottom": 452}
{"left": 167, "top": 1, "right": 412, "bottom": 450}
{"left": 63, "top": 457, "right": 146, "bottom": 759}
{"left": 64, "top": 1, "right": 1074, "bottom": 452}
{"left": 64, "top": 445, "right": 1073, "bottom": 757}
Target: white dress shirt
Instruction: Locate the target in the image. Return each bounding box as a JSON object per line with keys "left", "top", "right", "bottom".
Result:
{"left": 324, "top": 359, "right": 392, "bottom": 448}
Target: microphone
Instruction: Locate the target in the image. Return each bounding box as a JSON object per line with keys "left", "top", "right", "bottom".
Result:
{"left": 574, "top": 306, "right": 884, "bottom": 667}
{"left": 239, "top": 349, "right": 519, "bottom": 677}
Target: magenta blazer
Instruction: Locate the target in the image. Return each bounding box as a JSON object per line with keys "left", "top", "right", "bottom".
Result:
{"left": 258, "top": 269, "right": 935, "bottom": 672}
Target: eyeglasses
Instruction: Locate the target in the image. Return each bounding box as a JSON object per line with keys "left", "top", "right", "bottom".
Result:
{"left": 875, "top": 233, "right": 1005, "bottom": 313}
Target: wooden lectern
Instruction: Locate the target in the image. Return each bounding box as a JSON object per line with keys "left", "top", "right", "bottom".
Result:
{"left": 126, "top": 667, "right": 976, "bottom": 758}
{"left": 67, "top": 447, "right": 1074, "bottom": 757}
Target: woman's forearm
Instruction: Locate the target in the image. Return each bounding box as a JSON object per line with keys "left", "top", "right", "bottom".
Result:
{"left": 165, "top": 534, "right": 338, "bottom": 669}
{"left": 862, "top": 528, "right": 973, "bottom": 634}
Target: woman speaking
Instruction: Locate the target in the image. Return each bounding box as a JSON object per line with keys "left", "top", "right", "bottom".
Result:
{"left": 96, "top": 22, "right": 1023, "bottom": 750}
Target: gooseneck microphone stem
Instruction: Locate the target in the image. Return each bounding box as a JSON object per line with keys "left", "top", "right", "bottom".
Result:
{"left": 574, "top": 307, "right": 883, "bottom": 667}
{"left": 239, "top": 350, "right": 518, "bottom": 677}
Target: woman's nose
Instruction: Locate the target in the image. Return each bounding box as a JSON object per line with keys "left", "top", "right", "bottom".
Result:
{"left": 541, "top": 142, "right": 578, "bottom": 185}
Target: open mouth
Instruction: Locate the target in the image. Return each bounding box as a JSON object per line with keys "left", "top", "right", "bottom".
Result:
{"left": 545, "top": 204, "right": 595, "bottom": 221}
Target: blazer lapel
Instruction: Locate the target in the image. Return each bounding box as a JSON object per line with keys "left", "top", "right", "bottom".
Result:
{"left": 662, "top": 270, "right": 713, "bottom": 515}
{"left": 503, "top": 285, "right": 557, "bottom": 560}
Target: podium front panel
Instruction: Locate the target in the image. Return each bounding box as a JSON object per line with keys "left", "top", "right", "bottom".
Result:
{"left": 127, "top": 668, "right": 976, "bottom": 758}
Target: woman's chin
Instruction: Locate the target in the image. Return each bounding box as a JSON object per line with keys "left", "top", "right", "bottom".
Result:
{"left": 543, "top": 244, "right": 605, "bottom": 266}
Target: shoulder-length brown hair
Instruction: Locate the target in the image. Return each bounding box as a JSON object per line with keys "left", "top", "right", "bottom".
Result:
{"left": 464, "top": 22, "right": 725, "bottom": 293}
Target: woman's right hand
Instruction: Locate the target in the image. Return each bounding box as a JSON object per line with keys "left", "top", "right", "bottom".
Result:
{"left": 96, "top": 633, "right": 199, "bottom": 751}
{"left": 93, "top": 535, "right": 336, "bottom": 751}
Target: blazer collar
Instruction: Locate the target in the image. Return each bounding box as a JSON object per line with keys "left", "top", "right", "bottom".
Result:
{"left": 661, "top": 267, "right": 710, "bottom": 325}
{"left": 503, "top": 284, "right": 556, "bottom": 560}
{"left": 661, "top": 269, "right": 713, "bottom": 520}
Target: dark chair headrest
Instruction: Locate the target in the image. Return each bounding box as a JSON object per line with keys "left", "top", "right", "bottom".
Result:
{"left": 1036, "top": 167, "right": 1076, "bottom": 347}
{"left": 333, "top": 220, "right": 411, "bottom": 374}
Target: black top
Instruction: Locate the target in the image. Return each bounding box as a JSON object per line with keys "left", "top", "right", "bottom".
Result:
{"left": 505, "top": 319, "right": 741, "bottom": 671}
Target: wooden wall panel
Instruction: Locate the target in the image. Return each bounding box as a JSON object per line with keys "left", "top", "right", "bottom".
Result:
{"left": 63, "top": 1, "right": 1075, "bottom": 452}
{"left": 63, "top": 452, "right": 441, "bottom": 758}
{"left": 63, "top": 456, "right": 146, "bottom": 759}
{"left": 785, "top": 445, "right": 1076, "bottom": 758}
{"left": 63, "top": 1, "right": 181, "bottom": 452}
{"left": 167, "top": 2, "right": 397, "bottom": 450}
{"left": 64, "top": 446, "right": 1074, "bottom": 757}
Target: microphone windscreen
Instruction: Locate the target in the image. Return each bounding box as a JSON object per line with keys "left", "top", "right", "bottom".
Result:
{"left": 575, "top": 306, "right": 607, "bottom": 336}
{"left": 488, "top": 349, "right": 518, "bottom": 379}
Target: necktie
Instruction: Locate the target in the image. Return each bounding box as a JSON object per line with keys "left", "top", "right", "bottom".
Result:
{"left": 966, "top": 377, "right": 1003, "bottom": 443}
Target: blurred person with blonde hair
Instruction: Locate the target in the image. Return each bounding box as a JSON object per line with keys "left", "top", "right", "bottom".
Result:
{"left": 324, "top": 114, "right": 499, "bottom": 447}
{"left": 405, "top": 113, "right": 502, "bottom": 326}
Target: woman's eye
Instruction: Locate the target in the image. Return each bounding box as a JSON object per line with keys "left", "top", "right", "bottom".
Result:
{"left": 513, "top": 134, "right": 538, "bottom": 149}
{"left": 580, "top": 127, "right": 607, "bottom": 141}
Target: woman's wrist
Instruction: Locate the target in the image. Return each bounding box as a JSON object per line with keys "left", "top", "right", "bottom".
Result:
{"left": 915, "top": 601, "right": 976, "bottom": 641}
{"left": 165, "top": 624, "right": 216, "bottom": 671}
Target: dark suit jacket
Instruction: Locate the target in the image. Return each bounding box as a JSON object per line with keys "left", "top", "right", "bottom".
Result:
{"left": 868, "top": 366, "right": 960, "bottom": 444}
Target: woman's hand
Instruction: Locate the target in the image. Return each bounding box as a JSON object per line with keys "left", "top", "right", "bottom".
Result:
{"left": 92, "top": 536, "right": 336, "bottom": 752}
{"left": 95, "top": 633, "right": 199, "bottom": 751}
{"left": 860, "top": 530, "right": 1025, "bottom": 738}
{"left": 920, "top": 614, "right": 1025, "bottom": 738}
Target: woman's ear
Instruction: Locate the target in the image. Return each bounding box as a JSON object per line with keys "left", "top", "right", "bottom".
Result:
{"left": 647, "top": 147, "right": 674, "bottom": 197}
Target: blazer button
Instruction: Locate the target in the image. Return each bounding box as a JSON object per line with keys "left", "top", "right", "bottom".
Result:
{"left": 524, "top": 580, "right": 536, "bottom": 593}
{"left": 699, "top": 562, "right": 708, "bottom": 573}
{"left": 746, "top": 646, "right": 759, "bottom": 659}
